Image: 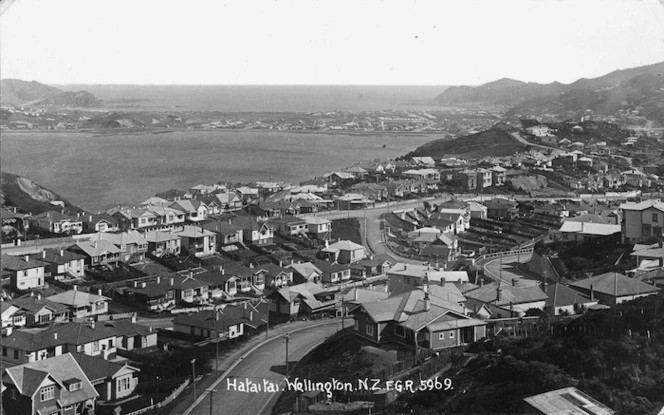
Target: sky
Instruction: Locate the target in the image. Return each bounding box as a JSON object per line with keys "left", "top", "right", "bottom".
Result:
{"left": 1, "top": 0, "right": 664, "bottom": 86}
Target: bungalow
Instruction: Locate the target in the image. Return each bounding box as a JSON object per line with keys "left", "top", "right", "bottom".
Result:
{"left": 144, "top": 205, "right": 186, "bottom": 226}
{"left": 402, "top": 169, "right": 441, "bottom": 181}
{"left": 351, "top": 281, "right": 486, "bottom": 352}
{"left": 169, "top": 199, "right": 208, "bottom": 222}
{"left": 267, "top": 282, "right": 337, "bottom": 317}
{"left": 424, "top": 212, "right": 465, "bottom": 234}
{"left": 302, "top": 216, "right": 332, "bottom": 241}
{"left": 327, "top": 172, "right": 355, "bottom": 187}
{"left": 172, "top": 302, "right": 264, "bottom": 340}
{"left": 81, "top": 213, "right": 120, "bottom": 233}
{"left": 387, "top": 263, "right": 470, "bottom": 290}
{"left": 46, "top": 287, "right": 110, "bottom": 320}
{"left": 1, "top": 301, "right": 26, "bottom": 330}
{"left": 260, "top": 263, "right": 294, "bottom": 288}
{"left": 89, "top": 231, "right": 149, "bottom": 263}
{"left": 557, "top": 221, "right": 621, "bottom": 243}
{"left": 1, "top": 353, "right": 98, "bottom": 415}
{"left": 115, "top": 275, "right": 178, "bottom": 311}
{"left": 10, "top": 293, "right": 69, "bottom": 326}
{"left": 29, "top": 211, "right": 83, "bottom": 235}
{"left": 110, "top": 208, "right": 159, "bottom": 231}
{"left": 200, "top": 191, "right": 243, "bottom": 213}
{"left": 355, "top": 256, "right": 392, "bottom": 277}
{"left": 485, "top": 198, "right": 519, "bottom": 221}
{"left": 320, "top": 240, "right": 365, "bottom": 264}
{"left": 464, "top": 280, "right": 548, "bottom": 315}
{"left": 222, "top": 262, "right": 265, "bottom": 294}
{"left": 1, "top": 254, "right": 47, "bottom": 290}
{"left": 143, "top": 229, "right": 182, "bottom": 258}
{"left": 172, "top": 225, "right": 217, "bottom": 257}
{"left": 69, "top": 240, "right": 120, "bottom": 270}
{"left": 228, "top": 215, "right": 274, "bottom": 246}
{"left": 410, "top": 156, "right": 436, "bottom": 167}
{"left": 71, "top": 352, "right": 140, "bottom": 403}
{"left": 345, "top": 166, "right": 369, "bottom": 179}
{"left": 569, "top": 272, "right": 660, "bottom": 306}
{"left": 289, "top": 262, "right": 323, "bottom": 285}
{"left": 268, "top": 215, "right": 308, "bottom": 236}
{"left": 105, "top": 318, "right": 158, "bottom": 351}
{"left": 189, "top": 267, "right": 237, "bottom": 299}
{"left": 312, "top": 260, "right": 352, "bottom": 284}
{"left": 543, "top": 282, "right": 598, "bottom": 316}
{"left": 335, "top": 193, "right": 374, "bottom": 210}
{"left": 630, "top": 241, "right": 664, "bottom": 270}
{"left": 201, "top": 220, "right": 244, "bottom": 251}
{"left": 30, "top": 248, "right": 86, "bottom": 280}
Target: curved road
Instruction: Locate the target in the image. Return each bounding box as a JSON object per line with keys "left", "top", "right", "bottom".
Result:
{"left": 187, "top": 323, "right": 341, "bottom": 415}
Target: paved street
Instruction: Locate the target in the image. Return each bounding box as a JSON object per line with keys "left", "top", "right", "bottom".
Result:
{"left": 186, "top": 323, "right": 341, "bottom": 415}
{"left": 479, "top": 252, "right": 533, "bottom": 283}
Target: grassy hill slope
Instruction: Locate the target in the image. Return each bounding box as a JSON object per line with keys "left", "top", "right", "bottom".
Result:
{"left": 1, "top": 172, "right": 83, "bottom": 215}
{"left": 403, "top": 129, "right": 527, "bottom": 159}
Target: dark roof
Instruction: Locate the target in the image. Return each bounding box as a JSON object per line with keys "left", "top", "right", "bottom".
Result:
{"left": 11, "top": 295, "right": 70, "bottom": 315}
{"left": 465, "top": 281, "right": 548, "bottom": 306}
{"left": 1, "top": 255, "right": 47, "bottom": 271}
{"left": 30, "top": 248, "right": 85, "bottom": 265}
{"left": 569, "top": 272, "right": 661, "bottom": 297}
{"left": 312, "top": 260, "right": 351, "bottom": 273}
{"left": 173, "top": 302, "right": 266, "bottom": 331}
{"left": 544, "top": 283, "right": 596, "bottom": 308}
{"left": 70, "top": 352, "right": 139, "bottom": 382}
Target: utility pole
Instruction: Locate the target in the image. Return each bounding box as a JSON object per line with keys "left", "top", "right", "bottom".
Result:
{"left": 207, "top": 388, "right": 217, "bottom": 415}
{"left": 215, "top": 307, "right": 224, "bottom": 373}
{"left": 191, "top": 358, "right": 197, "bottom": 400}
{"left": 285, "top": 333, "right": 291, "bottom": 378}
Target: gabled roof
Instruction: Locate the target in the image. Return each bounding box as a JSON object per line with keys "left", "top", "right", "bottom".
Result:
{"left": 82, "top": 213, "right": 119, "bottom": 226}
{"left": 288, "top": 262, "right": 323, "bottom": 280}
{"left": 558, "top": 221, "right": 621, "bottom": 236}
{"left": 30, "top": 248, "right": 85, "bottom": 265}
{"left": 169, "top": 199, "right": 207, "bottom": 213}
{"left": 172, "top": 302, "right": 265, "bottom": 331}
{"left": 172, "top": 225, "right": 215, "bottom": 238}
{"left": 569, "top": 272, "right": 660, "bottom": 297}
{"left": 140, "top": 196, "right": 170, "bottom": 206}
{"left": 620, "top": 199, "right": 664, "bottom": 212}
{"left": 143, "top": 229, "right": 182, "bottom": 243}
{"left": 630, "top": 242, "right": 664, "bottom": 259}
{"left": 3, "top": 353, "right": 98, "bottom": 403}
{"left": 31, "top": 211, "right": 82, "bottom": 222}
{"left": 73, "top": 239, "right": 120, "bottom": 257}
{"left": 11, "top": 295, "right": 70, "bottom": 315}
{"left": 70, "top": 352, "right": 139, "bottom": 383}
{"left": 201, "top": 221, "right": 244, "bottom": 235}
{"left": 312, "top": 260, "right": 351, "bottom": 273}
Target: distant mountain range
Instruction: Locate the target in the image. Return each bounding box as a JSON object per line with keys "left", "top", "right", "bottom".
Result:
{"left": 436, "top": 61, "right": 664, "bottom": 124}
{"left": 1, "top": 79, "right": 99, "bottom": 108}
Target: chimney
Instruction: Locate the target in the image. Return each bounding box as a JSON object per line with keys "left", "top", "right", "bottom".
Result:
{"left": 53, "top": 332, "right": 58, "bottom": 340}
{"left": 73, "top": 285, "right": 78, "bottom": 291}
{"left": 134, "top": 281, "right": 139, "bottom": 288}
{"left": 24, "top": 255, "right": 29, "bottom": 262}
{"left": 440, "top": 277, "right": 445, "bottom": 287}
{"left": 60, "top": 249, "right": 64, "bottom": 256}
{"left": 463, "top": 305, "right": 468, "bottom": 315}
{"left": 228, "top": 218, "right": 232, "bottom": 225}
{"left": 89, "top": 215, "right": 93, "bottom": 221}
{"left": 590, "top": 284, "right": 594, "bottom": 301}
{"left": 131, "top": 313, "right": 137, "bottom": 323}
{"left": 37, "top": 293, "right": 42, "bottom": 300}
{"left": 543, "top": 270, "right": 548, "bottom": 288}
{"left": 249, "top": 311, "right": 253, "bottom": 321}
{"left": 97, "top": 289, "right": 102, "bottom": 296}
{"left": 509, "top": 302, "right": 514, "bottom": 318}
{"left": 496, "top": 284, "right": 502, "bottom": 302}
{"left": 249, "top": 263, "right": 254, "bottom": 269}
{"left": 90, "top": 321, "right": 95, "bottom": 329}
{"left": 157, "top": 276, "right": 161, "bottom": 284}
{"left": 30, "top": 291, "right": 34, "bottom": 297}
{"left": 149, "top": 326, "right": 153, "bottom": 332}
{"left": 93, "top": 241, "right": 98, "bottom": 249}
{"left": 424, "top": 292, "right": 431, "bottom": 312}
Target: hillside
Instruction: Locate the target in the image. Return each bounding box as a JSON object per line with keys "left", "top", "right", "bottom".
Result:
{"left": 403, "top": 129, "right": 527, "bottom": 159}
{"left": 0, "top": 79, "right": 100, "bottom": 108}
{"left": 436, "top": 61, "right": 664, "bottom": 124}
{"left": 1, "top": 172, "right": 83, "bottom": 215}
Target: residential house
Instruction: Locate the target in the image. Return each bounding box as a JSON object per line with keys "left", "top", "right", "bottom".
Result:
{"left": 620, "top": 199, "right": 664, "bottom": 243}
{"left": 476, "top": 168, "right": 493, "bottom": 188}
{"left": 1, "top": 255, "right": 47, "bottom": 290}
{"left": 556, "top": 220, "right": 621, "bottom": 243}
{"left": 387, "top": 263, "right": 469, "bottom": 290}
{"left": 69, "top": 240, "right": 120, "bottom": 270}
{"left": 419, "top": 234, "right": 460, "bottom": 263}
{"left": 345, "top": 166, "right": 369, "bottom": 179}
{"left": 235, "top": 186, "right": 260, "bottom": 204}
{"left": 172, "top": 225, "right": 217, "bottom": 257}
{"left": 201, "top": 191, "right": 243, "bottom": 213}
{"left": 267, "top": 282, "right": 337, "bottom": 317}
{"left": 320, "top": 240, "right": 365, "bottom": 264}
{"left": 144, "top": 205, "right": 186, "bottom": 227}
{"left": 222, "top": 262, "right": 265, "bottom": 294}
{"left": 485, "top": 198, "right": 519, "bottom": 221}
{"left": 173, "top": 302, "right": 265, "bottom": 339}
{"left": 410, "top": 157, "right": 436, "bottom": 167}
{"left": 201, "top": 220, "right": 244, "bottom": 251}
{"left": 81, "top": 213, "right": 119, "bottom": 233}
{"left": 1, "top": 353, "right": 98, "bottom": 415}
{"left": 630, "top": 241, "right": 664, "bottom": 271}
{"left": 435, "top": 208, "right": 470, "bottom": 232}
{"left": 491, "top": 166, "right": 507, "bottom": 186}
{"left": 227, "top": 215, "right": 274, "bottom": 246}
{"left": 1, "top": 301, "right": 26, "bottom": 330}
{"left": 466, "top": 200, "right": 488, "bottom": 219}
{"left": 355, "top": 256, "right": 392, "bottom": 277}
{"left": 351, "top": 282, "right": 486, "bottom": 352}
{"left": 46, "top": 287, "right": 109, "bottom": 320}
{"left": 268, "top": 215, "right": 308, "bottom": 237}
{"left": 335, "top": 193, "right": 375, "bottom": 210}
{"left": 543, "top": 283, "right": 598, "bottom": 316}
{"left": 424, "top": 212, "right": 465, "bottom": 234}
{"left": 327, "top": 172, "right": 355, "bottom": 187}
{"left": 71, "top": 352, "right": 140, "bottom": 403}
{"left": 302, "top": 216, "right": 332, "bottom": 241}
{"left": 89, "top": 231, "right": 148, "bottom": 264}
{"left": 402, "top": 169, "right": 441, "bottom": 181}
{"left": 30, "top": 248, "right": 85, "bottom": 280}
{"left": 10, "top": 293, "right": 69, "bottom": 326}
{"left": 261, "top": 263, "right": 294, "bottom": 288}
{"left": 143, "top": 229, "right": 182, "bottom": 258}
{"left": 110, "top": 208, "right": 159, "bottom": 231}
{"left": 569, "top": 272, "right": 660, "bottom": 306}
{"left": 464, "top": 280, "right": 548, "bottom": 315}
{"left": 29, "top": 211, "right": 83, "bottom": 235}
{"left": 289, "top": 262, "right": 323, "bottom": 285}
{"left": 312, "top": 260, "right": 352, "bottom": 284}
{"left": 114, "top": 275, "right": 178, "bottom": 311}
{"left": 169, "top": 199, "right": 208, "bottom": 222}
{"left": 105, "top": 318, "right": 158, "bottom": 351}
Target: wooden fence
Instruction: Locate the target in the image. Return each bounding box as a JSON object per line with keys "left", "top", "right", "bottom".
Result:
{"left": 125, "top": 378, "right": 190, "bottom": 415}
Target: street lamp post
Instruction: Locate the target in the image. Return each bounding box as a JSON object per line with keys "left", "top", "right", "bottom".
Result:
{"left": 215, "top": 307, "right": 225, "bottom": 373}
{"left": 191, "top": 358, "right": 197, "bottom": 400}
{"left": 285, "top": 333, "right": 291, "bottom": 378}
{"left": 207, "top": 388, "right": 217, "bottom": 415}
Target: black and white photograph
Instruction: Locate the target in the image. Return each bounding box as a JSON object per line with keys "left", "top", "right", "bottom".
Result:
{"left": 1, "top": 1, "right": 664, "bottom": 414}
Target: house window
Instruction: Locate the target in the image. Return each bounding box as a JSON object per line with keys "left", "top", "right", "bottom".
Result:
{"left": 13, "top": 349, "right": 19, "bottom": 359}
{"left": 449, "top": 331, "right": 455, "bottom": 339}
{"left": 394, "top": 325, "right": 405, "bottom": 337}
{"left": 93, "top": 341, "right": 100, "bottom": 352}
{"left": 1, "top": 347, "right": 5, "bottom": 356}
{"left": 117, "top": 376, "right": 132, "bottom": 393}
{"left": 438, "top": 332, "right": 445, "bottom": 340}
{"left": 354, "top": 319, "right": 359, "bottom": 331}
{"left": 654, "top": 213, "right": 659, "bottom": 223}
{"left": 96, "top": 302, "right": 106, "bottom": 311}
{"left": 40, "top": 386, "right": 55, "bottom": 401}
{"left": 69, "top": 382, "right": 81, "bottom": 392}
{"left": 366, "top": 324, "right": 374, "bottom": 336}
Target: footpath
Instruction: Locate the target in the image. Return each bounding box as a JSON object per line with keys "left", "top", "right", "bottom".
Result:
{"left": 169, "top": 317, "right": 347, "bottom": 415}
